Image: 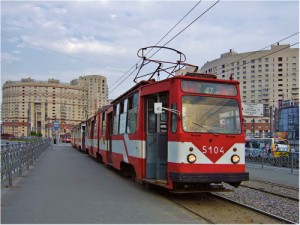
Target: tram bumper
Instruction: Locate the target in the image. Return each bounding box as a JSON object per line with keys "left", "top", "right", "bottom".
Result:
{"left": 169, "top": 172, "right": 249, "bottom": 187}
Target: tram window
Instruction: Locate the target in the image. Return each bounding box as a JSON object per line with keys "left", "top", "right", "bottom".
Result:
{"left": 91, "top": 119, "right": 96, "bottom": 137}
{"left": 171, "top": 103, "right": 177, "bottom": 133}
{"left": 113, "top": 104, "right": 119, "bottom": 135}
{"left": 119, "top": 113, "right": 126, "bottom": 134}
{"left": 94, "top": 116, "right": 98, "bottom": 135}
{"left": 127, "top": 93, "right": 139, "bottom": 134}
{"left": 119, "top": 101, "right": 127, "bottom": 134}
{"left": 182, "top": 96, "right": 241, "bottom": 134}
{"left": 160, "top": 95, "right": 168, "bottom": 133}
{"left": 101, "top": 112, "right": 106, "bottom": 135}
{"left": 148, "top": 98, "right": 157, "bottom": 133}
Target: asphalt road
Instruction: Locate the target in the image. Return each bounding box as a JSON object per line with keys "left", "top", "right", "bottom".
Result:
{"left": 1, "top": 143, "right": 206, "bottom": 224}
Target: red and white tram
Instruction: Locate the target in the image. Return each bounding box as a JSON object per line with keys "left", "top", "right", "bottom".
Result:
{"left": 72, "top": 47, "right": 249, "bottom": 192}
{"left": 71, "top": 122, "right": 87, "bottom": 152}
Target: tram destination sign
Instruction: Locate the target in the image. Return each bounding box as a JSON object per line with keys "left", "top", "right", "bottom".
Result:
{"left": 242, "top": 103, "right": 263, "bottom": 116}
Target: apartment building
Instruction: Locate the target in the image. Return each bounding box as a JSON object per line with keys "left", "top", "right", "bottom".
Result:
{"left": 1, "top": 75, "right": 108, "bottom": 137}
{"left": 199, "top": 44, "right": 299, "bottom": 137}
{"left": 77, "top": 75, "right": 108, "bottom": 119}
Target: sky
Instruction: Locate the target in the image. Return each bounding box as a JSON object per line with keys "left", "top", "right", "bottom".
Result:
{"left": 1, "top": 0, "right": 299, "bottom": 101}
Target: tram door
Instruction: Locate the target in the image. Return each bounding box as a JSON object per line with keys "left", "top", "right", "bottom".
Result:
{"left": 146, "top": 93, "right": 168, "bottom": 180}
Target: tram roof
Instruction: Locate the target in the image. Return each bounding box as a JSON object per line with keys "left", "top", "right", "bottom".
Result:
{"left": 111, "top": 74, "right": 240, "bottom": 104}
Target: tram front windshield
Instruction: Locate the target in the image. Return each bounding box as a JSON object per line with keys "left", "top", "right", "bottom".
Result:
{"left": 182, "top": 96, "right": 241, "bottom": 134}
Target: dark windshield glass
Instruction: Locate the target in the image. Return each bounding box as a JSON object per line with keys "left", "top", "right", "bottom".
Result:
{"left": 182, "top": 96, "right": 241, "bottom": 134}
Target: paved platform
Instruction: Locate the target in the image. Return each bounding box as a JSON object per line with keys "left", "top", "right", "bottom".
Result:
{"left": 1, "top": 143, "right": 298, "bottom": 224}
{"left": 246, "top": 162, "right": 299, "bottom": 188}
{"left": 1, "top": 143, "right": 205, "bottom": 224}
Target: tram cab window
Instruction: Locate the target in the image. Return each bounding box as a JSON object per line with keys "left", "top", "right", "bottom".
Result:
{"left": 182, "top": 96, "right": 241, "bottom": 134}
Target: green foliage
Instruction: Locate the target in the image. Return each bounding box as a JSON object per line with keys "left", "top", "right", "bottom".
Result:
{"left": 30, "top": 131, "right": 42, "bottom": 137}
{"left": 30, "top": 131, "right": 38, "bottom": 136}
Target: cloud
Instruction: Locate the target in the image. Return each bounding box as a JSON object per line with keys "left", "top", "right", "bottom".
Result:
{"left": 1, "top": 52, "right": 20, "bottom": 64}
{"left": 21, "top": 35, "right": 126, "bottom": 55}
{"left": 1, "top": 0, "right": 299, "bottom": 101}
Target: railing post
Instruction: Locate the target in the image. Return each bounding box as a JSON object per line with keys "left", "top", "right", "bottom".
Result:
{"left": 261, "top": 151, "right": 264, "bottom": 169}
{"left": 26, "top": 140, "right": 30, "bottom": 170}
{"left": 31, "top": 141, "right": 34, "bottom": 165}
{"left": 7, "top": 143, "right": 13, "bottom": 187}
{"left": 291, "top": 149, "right": 295, "bottom": 174}
{"left": 18, "top": 142, "right": 23, "bottom": 177}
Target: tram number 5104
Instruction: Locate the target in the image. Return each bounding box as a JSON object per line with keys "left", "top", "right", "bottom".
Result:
{"left": 202, "top": 146, "right": 225, "bottom": 154}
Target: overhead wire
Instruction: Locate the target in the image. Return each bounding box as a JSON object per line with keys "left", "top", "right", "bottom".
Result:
{"left": 108, "top": 0, "right": 220, "bottom": 96}
{"left": 2, "top": 1, "right": 218, "bottom": 100}
{"left": 210, "top": 32, "right": 299, "bottom": 75}
{"left": 213, "top": 40, "right": 299, "bottom": 77}
{"left": 108, "top": 0, "right": 203, "bottom": 93}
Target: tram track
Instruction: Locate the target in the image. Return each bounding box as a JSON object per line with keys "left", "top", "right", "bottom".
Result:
{"left": 155, "top": 178, "right": 299, "bottom": 224}
{"left": 213, "top": 180, "right": 299, "bottom": 223}
{"left": 210, "top": 193, "right": 295, "bottom": 224}
{"left": 239, "top": 183, "right": 299, "bottom": 201}
{"left": 250, "top": 179, "right": 299, "bottom": 191}
{"left": 163, "top": 191, "right": 291, "bottom": 224}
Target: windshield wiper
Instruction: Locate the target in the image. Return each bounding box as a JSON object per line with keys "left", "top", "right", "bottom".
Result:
{"left": 192, "top": 122, "right": 218, "bottom": 136}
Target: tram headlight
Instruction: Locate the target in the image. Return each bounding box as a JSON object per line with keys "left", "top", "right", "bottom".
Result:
{"left": 231, "top": 155, "right": 240, "bottom": 164}
{"left": 187, "top": 154, "right": 196, "bottom": 163}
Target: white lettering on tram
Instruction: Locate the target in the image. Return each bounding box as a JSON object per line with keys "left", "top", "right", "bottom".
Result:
{"left": 202, "top": 146, "right": 225, "bottom": 154}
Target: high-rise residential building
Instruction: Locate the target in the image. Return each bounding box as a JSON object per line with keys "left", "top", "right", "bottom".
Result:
{"left": 77, "top": 75, "right": 108, "bottom": 119}
{"left": 199, "top": 44, "right": 299, "bottom": 138}
{"left": 1, "top": 75, "right": 108, "bottom": 138}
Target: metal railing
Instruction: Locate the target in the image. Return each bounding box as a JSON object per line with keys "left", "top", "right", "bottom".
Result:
{"left": 1, "top": 138, "right": 51, "bottom": 187}
{"left": 245, "top": 149, "right": 299, "bottom": 173}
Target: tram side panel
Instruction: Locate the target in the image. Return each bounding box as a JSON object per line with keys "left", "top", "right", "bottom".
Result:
{"left": 106, "top": 92, "right": 145, "bottom": 179}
